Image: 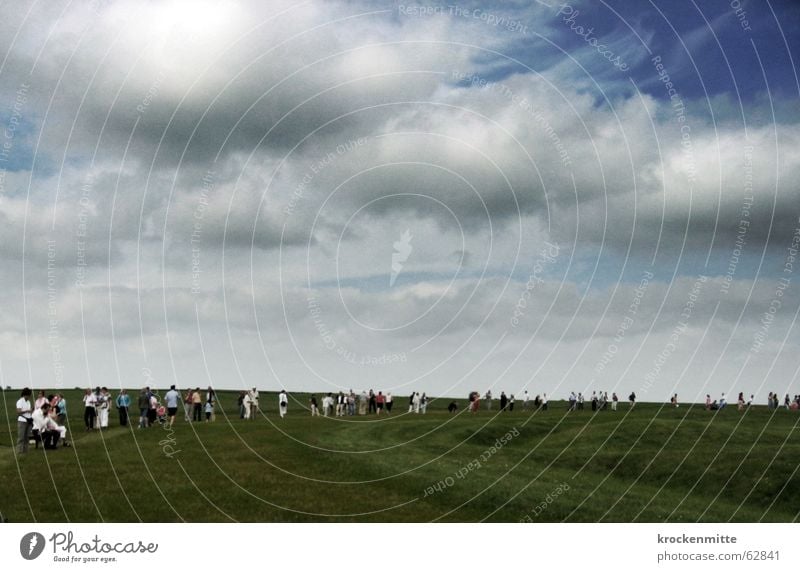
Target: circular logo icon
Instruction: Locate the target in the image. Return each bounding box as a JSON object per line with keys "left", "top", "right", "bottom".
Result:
{"left": 20, "top": 532, "right": 46, "bottom": 560}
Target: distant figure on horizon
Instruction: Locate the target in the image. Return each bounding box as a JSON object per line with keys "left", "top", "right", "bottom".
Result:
{"left": 448, "top": 401, "right": 458, "bottom": 413}
{"left": 629, "top": 391, "right": 636, "bottom": 408}
{"left": 185, "top": 389, "right": 195, "bottom": 421}
{"left": 719, "top": 393, "right": 727, "bottom": 409}
{"left": 376, "top": 391, "right": 385, "bottom": 415}
{"left": 578, "top": 392, "right": 584, "bottom": 410}
{"left": 249, "top": 387, "right": 259, "bottom": 419}
{"left": 192, "top": 388, "right": 203, "bottom": 422}
{"left": 164, "top": 385, "right": 181, "bottom": 427}
{"left": 420, "top": 393, "right": 428, "bottom": 414}
{"left": 386, "top": 392, "right": 393, "bottom": 414}
{"left": 500, "top": 392, "right": 508, "bottom": 411}
{"left": 309, "top": 395, "right": 319, "bottom": 416}
{"left": 523, "top": 390, "right": 529, "bottom": 410}
{"left": 323, "top": 393, "right": 334, "bottom": 417}
{"left": 485, "top": 390, "right": 492, "bottom": 410}
{"left": 705, "top": 394, "right": 711, "bottom": 410}
{"left": 242, "top": 391, "right": 252, "bottom": 420}
{"left": 468, "top": 391, "right": 480, "bottom": 413}
{"left": 412, "top": 392, "right": 421, "bottom": 414}
{"left": 116, "top": 389, "right": 130, "bottom": 426}
{"left": 737, "top": 392, "right": 745, "bottom": 411}
{"left": 278, "top": 390, "right": 288, "bottom": 418}
{"left": 612, "top": 392, "right": 618, "bottom": 411}
{"left": 542, "top": 393, "right": 548, "bottom": 411}
{"left": 508, "top": 394, "right": 515, "bottom": 412}
{"left": 137, "top": 388, "right": 149, "bottom": 428}
{"left": 84, "top": 388, "right": 98, "bottom": 431}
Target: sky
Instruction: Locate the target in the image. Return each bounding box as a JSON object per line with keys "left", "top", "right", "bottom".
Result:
{"left": 0, "top": 0, "right": 798, "bottom": 402}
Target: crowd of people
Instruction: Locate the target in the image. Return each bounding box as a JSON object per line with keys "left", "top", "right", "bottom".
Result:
{"left": 305, "top": 390, "right": 429, "bottom": 417}
{"left": 15, "top": 383, "right": 800, "bottom": 454}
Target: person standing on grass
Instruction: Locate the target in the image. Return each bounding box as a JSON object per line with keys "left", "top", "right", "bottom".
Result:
{"left": 408, "top": 393, "right": 415, "bottom": 413}
{"left": 629, "top": 391, "right": 636, "bottom": 408}
{"left": 83, "top": 388, "right": 97, "bottom": 431}
{"left": 250, "top": 387, "right": 259, "bottom": 419}
{"left": 368, "top": 390, "right": 377, "bottom": 414}
{"left": 237, "top": 391, "right": 245, "bottom": 419}
{"left": 207, "top": 388, "right": 217, "bottom": 421}
{"left": 376, "top": 391, "right": 385, "bottom": 415}
{"left": 204, "top": 399, "right": 214, "bottom": 422}
{"left": 137, "top": 388, "right": 149, "bottom": 428}
{"left": 578, "top": 392, "right": 584, "bottom": 410}
{"left": 56, "top": 393, "right": 68, "bottom": 426}
{"left": 97, "top": 387, "right": 111, "bottom": 429}
{"left": 184, "top": 389, "right": 194, "bottom": 421}
{"left": 242, "top": 391, "right": 252, "bottom": 420}
{"left": 309, "top": 395, "right": 319, "bottom": 416}
{"left": 148, "top": 390, "right": 159, "bottom": 427}
{"left": 523, "top": 390, "right": 529, "bottom": 410}
{"left": 323, "top": 393, "right": 334, "bottom": 417}
{"left": 509, "top": 394, "right": 515, "bottom": 412}
{"left": 278, "top": 390, "right": 288, "bottom": 418}
{"left": 738, "top": 392, "right": 745, "bottom": 411}
{"left": 359, "top": 391, "right": 367, "bottom": 415}
{"left": 421, "top": 393, "right": 428, "bottom": 414}
{"left": 116, "top": 389, "right": 130, "bottom": 426}
{"left": 192, "top": 387, "right": 203, "bottom": 422}
{"left": 16, "top": 388, "right": 33, "bottom": 454}
{"left": 542, "top": 393, "right": 548, "bottom": 411}
{"left": 164, "top": 385, "right": 181, "bottom": 427}
{"left": 469, "top": 391, "right": 480, "bottom": 413}
{"left": 485, "top": 390, "right": 492, "bottom": 410}
{"left": 412, "top": 391, "right": 421, "bottom": 413}
{"left": 385, "top": 392, "right": 393, "bottom": 414}
{"left": 611, "top": 392, "right": 618, "bottom": 411}
{"left": 500, "top": 392, "right": 508, "bottom": 411}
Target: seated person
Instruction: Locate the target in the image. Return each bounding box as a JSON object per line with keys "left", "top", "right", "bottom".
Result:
{"left": 32, "top": 403, "right": 69, "bottom": 449}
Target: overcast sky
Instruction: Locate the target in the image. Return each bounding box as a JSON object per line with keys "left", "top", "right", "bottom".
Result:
{"left": 0, "top": 0, "right": 798, "bottom": 402}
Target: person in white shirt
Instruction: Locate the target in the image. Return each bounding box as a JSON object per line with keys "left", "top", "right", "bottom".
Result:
{"left": 523, "top": 390, "right": 529, "bottom": 410}
{"left": 322, "top": 393, "right": 334, "bottom": 417}
{"left": 278, "top": 390, "right": 288, "bottom": 418}
{"left": 32, "top": 403, "right": 68, "bottom": 449}
{"left": 97, "top": 387, "right": 110, "bottom": 429}
{"left": 16, "top": 388, "right": 33, "bottom": 454}
{"left": 82, "top": 388, "right": 97, "bottom": 431}
{"left": 242, "top": 392, "right": 252, "bottom": 420}
{"left": 542, "top": 393, "right": 548, "bottom": 411}
{"left": 412, "top": 392, "right": 421, "bottom": 413}
{"left": 249, "top": 388, "right": 259, "bottom": 420}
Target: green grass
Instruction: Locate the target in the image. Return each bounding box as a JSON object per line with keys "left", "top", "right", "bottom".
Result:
{"left": 2, "top": 389, "right": 799, "bottom": 522}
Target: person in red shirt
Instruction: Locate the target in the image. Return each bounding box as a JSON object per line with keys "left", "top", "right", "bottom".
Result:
{"left": 375, "top": 391, "right": 385, "bottom": 415}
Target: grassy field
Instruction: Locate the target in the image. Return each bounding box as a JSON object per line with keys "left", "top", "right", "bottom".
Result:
{"left": 1, "top": 389, "right": 799, "bottom": 522}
